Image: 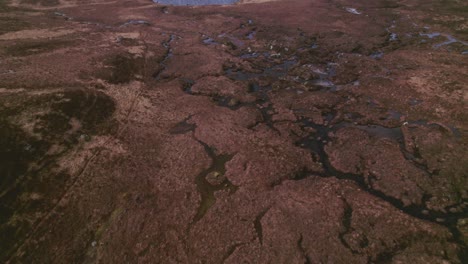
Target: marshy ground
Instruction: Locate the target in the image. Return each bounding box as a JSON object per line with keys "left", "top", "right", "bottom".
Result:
{"left": 0, "top": 0, "right": 467, "bottom": 263}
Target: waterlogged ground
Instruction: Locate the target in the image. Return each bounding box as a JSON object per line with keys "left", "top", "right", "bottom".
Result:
{"left": 0, "top": 0, "right": 467, "bottom": 263}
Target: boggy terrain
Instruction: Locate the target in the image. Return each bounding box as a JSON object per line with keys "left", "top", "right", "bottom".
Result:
{"left": 0, "top": 0, "right": 467, "bottom": 263}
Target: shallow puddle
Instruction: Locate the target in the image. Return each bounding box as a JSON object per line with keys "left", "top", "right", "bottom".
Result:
{"left": 153, "top": 0, "right": 238, "bottom": 5}
{"left": 355, "top": 125, "right": 402, "bottom": 141}
{"left": 246, "top": 31, "right": 256, "bottom": 40}
{"left": 202, "top": 36, "right": 218, "bottom": 45}
{"left": 370, "top": 51, "right": 384, "bottom": 60}
{"left": 226, "top": 59, "right": 297, "bottom": 81}
{"left": 121, "top": 20, "right": 150, "bottom": 27}
{"left": 193, "top": 141, "right": 237, "bottom": 223}
{"left": 419, "top": 32, "right": 468, "bottom": 48}
{"left": 409, "top": 98, "right": 423, "bottom": 106}
{"left": 345, "top": 8, "right": 361, "bottom": 15}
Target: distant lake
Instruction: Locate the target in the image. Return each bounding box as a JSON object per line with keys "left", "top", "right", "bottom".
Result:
{"left": 153, "top": 0, "right": 238, "bottom": 5}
